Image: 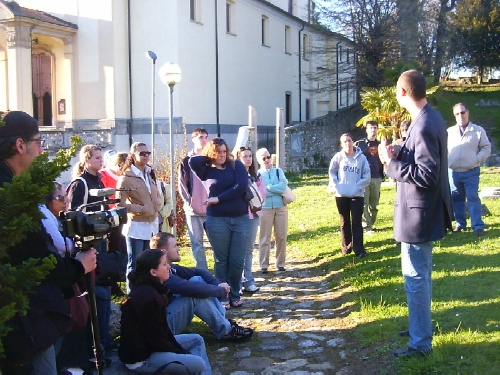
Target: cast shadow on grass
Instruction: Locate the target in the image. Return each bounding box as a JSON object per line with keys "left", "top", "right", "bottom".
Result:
{"left": 287, "top": 225, "right": 339, "bottom": 243}
{"left": 341, "top": 314, "right": 500, "bottom": 374}
{"left": 322, "top": 226, "right": 500, "bottom": 373}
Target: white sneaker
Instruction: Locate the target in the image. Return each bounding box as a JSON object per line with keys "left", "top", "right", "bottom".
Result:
{"left": 243, "top": 284, "right": 260, "bottom": 293}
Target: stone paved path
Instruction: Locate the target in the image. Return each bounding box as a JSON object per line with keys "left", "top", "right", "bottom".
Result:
{"left": 206, "top": 265, "right": 354, "bottom": 375}
{"left": 104, "top": 252, "right": 364, "bottom": 375}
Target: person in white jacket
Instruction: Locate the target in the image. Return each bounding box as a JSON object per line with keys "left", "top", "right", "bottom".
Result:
{"left": 328, "top": 133, "right": 371, "bottom": 258}
{"left": 448, "top": 103, "right": 491, "bottom": 236}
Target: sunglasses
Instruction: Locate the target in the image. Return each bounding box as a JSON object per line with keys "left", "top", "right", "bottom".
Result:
{"left": 454, "top": 111, "right": 467, "bottom": 116}
{"left": 138, "top": 151, "right": 152, "bottom": 157}
{"left": 212, "top": 138, "right": 226, "bottom": 145}
{"left": 53, "top": 194, "right": 66, "bottom": 202}
{"left": 239, "top": 146, "right": 252, "bottom": 151}
{"left": 262, "top": 156, "right": 271, "bottom": 161}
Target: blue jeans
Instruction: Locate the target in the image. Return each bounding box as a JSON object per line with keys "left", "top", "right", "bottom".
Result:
{"left": 126, "top": 237, "right": 150, "bottom": 293}
{"left": 451, "top": 167, "right": 485, "bottom": 231}
{"left": 242, "top": 216, "right": 260, "bottom": 288}
{"left": 132, "top": 334, "right": 211, "bottom": 374}
{"left": 401, "top": 241, "right": 433, "bottom": 351}
{"left": 167, "top": 277, "right": 230, "bottom": 339}
{"left": 205, "top": 215, "right": 249, "bottom": 302}
{"left": 29, "top": 345, "right": 57, "bottom": 375}
{"left": 95, "top": 285, "right": 112, "bottom": 349}
{"left": 186, "top": 215, "right": 207, "bottom": 270}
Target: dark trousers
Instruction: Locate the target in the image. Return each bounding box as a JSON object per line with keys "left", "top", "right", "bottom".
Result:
{"left": 335, "top": 196, "right": 365, "bottom": 255}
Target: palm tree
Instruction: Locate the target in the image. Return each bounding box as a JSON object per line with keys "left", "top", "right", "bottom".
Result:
{"left": 355, "top": 86, "right": 410, "bottom": 140}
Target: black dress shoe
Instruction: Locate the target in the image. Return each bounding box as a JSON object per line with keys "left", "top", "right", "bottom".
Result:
{"left": 394, "top": 346, "right": 431, "bottom": 358}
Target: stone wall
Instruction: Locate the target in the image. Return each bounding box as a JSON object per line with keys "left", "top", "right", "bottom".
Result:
{"left": 283, "top": 104, "right": 364, "bottom": 172}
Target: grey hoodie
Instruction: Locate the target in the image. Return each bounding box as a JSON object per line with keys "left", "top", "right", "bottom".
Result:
{"left": 329, "top": 146, "right": 371, "bottom": 198}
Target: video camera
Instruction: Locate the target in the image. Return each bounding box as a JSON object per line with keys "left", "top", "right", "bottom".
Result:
{"left": 60, "top": 188, "right": 127, "bottom": 249}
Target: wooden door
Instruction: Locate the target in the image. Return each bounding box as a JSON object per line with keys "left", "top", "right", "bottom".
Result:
{"left": 32, "top": 53, "right": 52, "bottom": 126}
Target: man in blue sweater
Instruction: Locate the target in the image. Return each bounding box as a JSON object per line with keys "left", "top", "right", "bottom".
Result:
{"left": 149, "top": 232, "right": 253, "bottom": 341}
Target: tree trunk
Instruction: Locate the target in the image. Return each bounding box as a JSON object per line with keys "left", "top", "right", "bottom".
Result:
{"left": 433, "top": 0, "right": 455, "bottom": 84}
{"left": 397, "top": 0, "right": 421, "bottom": 62}
{"left": 477, "top": 66, "right": 483, "bottom": 84}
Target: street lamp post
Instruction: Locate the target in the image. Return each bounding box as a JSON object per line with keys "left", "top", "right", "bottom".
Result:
{"left": 159, "top": 62, "right": 182, "bottom": 235}
{"left": 146, "top": 51, "right": 157, "bottom": 163}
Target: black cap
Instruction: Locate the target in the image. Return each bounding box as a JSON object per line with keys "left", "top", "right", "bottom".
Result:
{"left": 0, "top": 111, "right": 39, "bottom": 138}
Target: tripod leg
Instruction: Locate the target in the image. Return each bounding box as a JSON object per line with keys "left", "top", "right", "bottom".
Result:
{"left": 86, "top": 272, "right": 104, "bottom": 375}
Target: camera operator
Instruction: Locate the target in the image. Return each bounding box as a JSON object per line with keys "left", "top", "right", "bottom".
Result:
{"left": 0, "top": 111, "right": 97, "bottom": 374}
{"left": 67, "top": 144, "right": 116, "bottom": 362}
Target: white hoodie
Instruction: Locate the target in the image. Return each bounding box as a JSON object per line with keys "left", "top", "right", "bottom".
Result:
{"left": 328, "top": 146, "right": 371, "bottom": 198}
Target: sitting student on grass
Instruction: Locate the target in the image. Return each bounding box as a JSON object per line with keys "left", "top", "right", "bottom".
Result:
{"left": 149, "top": 232, "right": 254, "bottom": 341}
{"left": 119, "top": 249, "right": 211, "bottom": 374}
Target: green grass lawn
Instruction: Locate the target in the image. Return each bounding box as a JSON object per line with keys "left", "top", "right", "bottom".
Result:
{"left": 429, "top": 84, "right": 500, "bottom": 140}
{"left": 285, "top": 168, "right": 500, "bottom": 374}
{"left": 162, "top": 167, "right": 498, "bottom": 373}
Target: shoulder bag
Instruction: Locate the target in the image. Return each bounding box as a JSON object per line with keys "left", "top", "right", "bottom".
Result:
{"left": 276, "top": 169, "right": 296, "bottom": 205}
{"left": 245, "top": 177, "right": 264, "bottom": 213}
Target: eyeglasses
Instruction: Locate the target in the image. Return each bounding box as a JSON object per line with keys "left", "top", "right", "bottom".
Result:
{"left": 28, "top": 138, "right": 45, "bottom": 147}
{"left": 53, "top": 194, "right": 66, "bottom": 202}
{"left": 138, "top": 151, "right": 152, "bottom": 157}
{"left": 262, "top": 156, "right": 271, "bottom": 161}
{"left": 454, "top": 111, "right": 467, "bottom": 116}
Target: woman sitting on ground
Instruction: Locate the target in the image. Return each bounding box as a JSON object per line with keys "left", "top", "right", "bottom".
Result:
{"left": 119, "top": 249, "right": 211, "bottom": 374}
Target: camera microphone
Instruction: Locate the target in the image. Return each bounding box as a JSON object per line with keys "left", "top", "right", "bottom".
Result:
{"left": 89, "top": 188, "right": 116, "bottom": 197}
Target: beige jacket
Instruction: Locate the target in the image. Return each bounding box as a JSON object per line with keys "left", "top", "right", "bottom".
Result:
{"left": 116, "top": 167, "right": 162, "bottom": 223}
{"left": 448, "top": 122, "right": 491, "bottom": 172}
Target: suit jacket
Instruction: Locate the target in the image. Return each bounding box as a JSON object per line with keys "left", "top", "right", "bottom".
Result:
{"left": 387, "top": 103, "right": 453, "bottom": 243}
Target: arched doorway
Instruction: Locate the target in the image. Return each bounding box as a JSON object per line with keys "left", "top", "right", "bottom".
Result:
{"left": 32, "top": 52, "right": 52, "bottom": 126}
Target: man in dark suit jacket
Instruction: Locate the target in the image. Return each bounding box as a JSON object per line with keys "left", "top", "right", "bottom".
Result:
{"left": 379, "top": 70, "right": 453, "bottom": 358}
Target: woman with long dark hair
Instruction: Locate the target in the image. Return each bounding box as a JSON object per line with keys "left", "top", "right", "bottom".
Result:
{"left": 119, "top": 249, "right": 211, "bottom": 373}
{"left": 189, "top": 138, "right": 250, "bottom": 308}
{"left": 236, "top": 146, "right": 266, "bottom": 293}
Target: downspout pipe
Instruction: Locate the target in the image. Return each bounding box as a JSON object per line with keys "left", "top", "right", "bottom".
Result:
{"left": 298, "top": 23, "right": 304, "bottom": 122}
{"left": 127, "top": 0, "right": 133, "bottom": 147}
{"left": 336, "top": 41, "right": 340, "bottom": 111}
{"left": 215, "top": 0, "right": 220, "bottom": 137}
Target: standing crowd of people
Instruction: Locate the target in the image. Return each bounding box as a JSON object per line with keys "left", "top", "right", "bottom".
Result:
{"left": 0, "top": 70, "right": 492, "bottom": 373}
{"left": 0, "top": 117, "right": 293, "bottom": 374}
{"left": 328, "top": 70, "right": 491, "bottom": 359}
